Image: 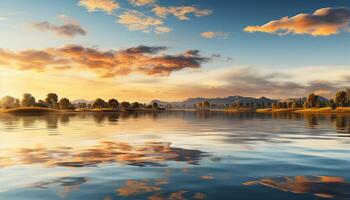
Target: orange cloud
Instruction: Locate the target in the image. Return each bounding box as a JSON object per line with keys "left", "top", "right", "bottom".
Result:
{"left": 244, "top": 7, "right": 350, "bottom": 36}
{"left": 78, "top": 0, "right": 119, "bottom": 14}
{"left": 117, "top": 11, "right": 170, "bottom": 33}
{"left": 0, "top": 45, "right": 210, "bottom": 77}
{"left": 152, "top": 5, "right": 212, "bottom": 20}
{"left": 201, "top": 31, "right": 229, "bottom": 39}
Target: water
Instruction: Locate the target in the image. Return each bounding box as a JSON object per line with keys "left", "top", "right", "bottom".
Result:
{"left": 0, "top": 111, "right": 350, "bottom": 200}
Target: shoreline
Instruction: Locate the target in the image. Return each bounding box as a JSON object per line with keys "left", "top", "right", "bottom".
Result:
{"left": 0, "top": 107, "right": 165, "bottom": 114}
{"left": 256, "top": 107, "right": 350, "bottom": 114}
{"left": 1, "top": 107, "right": 350, "bottom": 115}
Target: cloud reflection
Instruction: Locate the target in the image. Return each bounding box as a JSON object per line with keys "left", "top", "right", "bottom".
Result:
{"left": 0, "top": 141, "right": 208, "bottom": 168}
{"left": 244, "top": 176, "right": 350, "bottom": 199}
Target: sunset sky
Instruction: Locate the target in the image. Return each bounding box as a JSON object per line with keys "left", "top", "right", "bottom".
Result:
{"left": 0, "top": 0, "right": 349, "bottom": 102}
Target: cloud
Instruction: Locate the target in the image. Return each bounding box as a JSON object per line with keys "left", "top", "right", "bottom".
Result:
{"left": 244, "top": 7, "right": 350, "bottom": 36}
{"left": 0, "top": 44, "right": 210, "bottom": 77}
{"left": 152, "top": 5, "right": 212, "bottom": 20}
{"left": 129, "top": 0, "right": 155, "bottom": 6}
{"left": 78, "top": 0, "right": 119, "bottom": 14}
{"left": 31, "top": 16, "right": 87, "bottom": 38}
{"left": 117, "top": 11, "right": 170, "bottom": 33}
{"left": 0, "top": 17, "right": 8, "bottom": 21}
{"left": 156, "top": 66, "right": 350, "bottom": 100}
{"left": 201, "top": 31, "right": 229, "bottom": 39}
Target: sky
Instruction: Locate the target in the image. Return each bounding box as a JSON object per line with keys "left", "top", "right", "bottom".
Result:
{"left": 0, "top": 0, "right": 349, "bottom": 102}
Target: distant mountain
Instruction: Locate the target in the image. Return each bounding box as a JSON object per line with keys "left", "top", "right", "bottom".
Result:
{"left": 278, "top": 96, "right": 328, "bottom": 103}
{"left": 151, "top": 96, "right": 277, "bottom": 109}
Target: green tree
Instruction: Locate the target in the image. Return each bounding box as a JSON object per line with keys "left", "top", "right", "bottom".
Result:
{"left": 59, "top": 98, "right": 71, "bottom": 110}
{"left": 45, "top": 93, "right": 58, "bottom": 108}
{"left": 108, "top": 99, "right": 119, "bottom": 109}
{"left": 21, "top": 93, "right": 35, "bottom": 107}
{"left": 335, "top": 90, "right": 347, "bottom": 107}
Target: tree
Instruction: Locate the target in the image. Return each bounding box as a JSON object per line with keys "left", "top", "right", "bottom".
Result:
{"left": 0, "top": 96, "right": 19, "bottom": 109}
{"left": 203, "top": 101, "right": 210, "bottom": 109}
{"left": 335, "top": 90, "right": 347, "bottom": 107}
{"left": 93, "top": 98, "right": 107, "bottom": 109}
{"left": 329, "top": 99, "right": 337, "bottom": 110}
{"left": 59, "top": 98, "right": 71, "bottom": 110}
{"left": 346, "top": 88, "right": 350, "bottom": 106}
{"left": 292, "top": 101, "right": 298, "bottom": 109}
{"left": 306, "top": 93, "right": 319, "bottom": 108}
{"left": 21, "top": 93, "right": 35, "bottom": 107}
{"left": 108, "top": 99, "right": 119, "bottom": 109}
{"left": 152, "top": 102, "right": 159, "bottom": 109}
{"left": 303, "top": 101, "right": 310, "bottom": 108}
{"left": 121, "top": 101, "right": 130, "bottom": 109}
{"left": 45, "top": 93, "right": 58, "bottom": 109}
{"left": 35, "top": 100, "right": 48, "bottom": 108}
{"left": 271, "top": 103, "right": 276, "bottom": 109}
{"left": 196, "top": 102, "right": 203, "bottom": 109}
{"left": 131, "top": 102, "right": 140, "bottom": 109}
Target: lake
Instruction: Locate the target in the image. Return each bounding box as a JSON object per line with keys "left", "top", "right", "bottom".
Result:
{"left": 1, "top": 111, "right": 350, "bottom": 200}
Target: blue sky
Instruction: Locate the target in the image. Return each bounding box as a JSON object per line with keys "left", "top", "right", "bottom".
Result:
{"left": 0, "top": 0, "right": 349, "bottom": 101}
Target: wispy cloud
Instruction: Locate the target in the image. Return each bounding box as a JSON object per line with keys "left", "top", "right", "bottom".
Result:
{"left": 201, "top": 31, "right": 229, "bottom": 39}
{"left": 152, "top": 5, "right": 212, "bottom": 20}
{"left": 0, "top": 17, "right": 8, "bottom": 21}
{"left": 31, "top": 15, "right": 87, "bottom": 38}
{"left": 117, "top": 11, "right": 170, "bottom": 33}
{"left": 244, "top": 7, "right": 350, "bottom": 36}
{"left": 78, "top": 0, "right": 119, "bottom": 14}
{"left": 0, "top": 45, "right": 210, "bottom": 77}
{"left": 129, "top": 0, "right": 155, "bottom": 6}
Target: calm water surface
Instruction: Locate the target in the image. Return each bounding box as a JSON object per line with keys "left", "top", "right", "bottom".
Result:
{"left": 1, "top": 111, "right": 350, "bottom": 200}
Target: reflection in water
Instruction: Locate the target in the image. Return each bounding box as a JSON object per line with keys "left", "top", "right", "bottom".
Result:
{"left": 244, "top": 176, "right": 350, "bottom": 199}
{"left": 117, "top": 179, "right": 166, "bottom": 197}
{"left": 0, "top": 141, "right": 208, "bottom": 168}
{"left": 1, "top": 112, "right": 350, "bottom": 200}
{"left": 30, "top": 177, "right": 88, "bottom": 198}
{"left": 117, "top": 178, "right": 207, "bottom": 200}
{"left": 1, "top": 112, "right": 350, "bottom": 135}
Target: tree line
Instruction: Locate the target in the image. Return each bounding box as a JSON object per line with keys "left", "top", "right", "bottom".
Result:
{"left": 272, "top": 89, "right": 350, "bottom": 109}
{"left": 0, "top": 93, "right": 160, "bottom": 110}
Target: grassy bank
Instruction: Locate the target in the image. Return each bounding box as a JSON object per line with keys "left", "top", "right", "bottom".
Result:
{"left": 2, "top": 107, "right": 59, "bottom": 114}
{"left": 1, "top": 107, "right": 165, "bottom": 114}
{"left": 257, "top": 107, "right": 350, "bottom": 113}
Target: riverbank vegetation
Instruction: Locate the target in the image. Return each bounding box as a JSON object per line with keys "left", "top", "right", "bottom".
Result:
{"left": 1, "top": 89, "right": 350, "bottom": 114}
{"left": 258, "top": 89, "right": 350, "bottom": 113}
{"left": 0, "top": 93, "right": 162, "bottom": 113}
